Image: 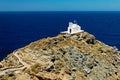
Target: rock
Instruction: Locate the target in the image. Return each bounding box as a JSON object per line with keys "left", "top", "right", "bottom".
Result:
{"left": 0, "top": 62, "right": 3, "bottom": 68}
{"left": 0, "top": 32, "right": 120, "bottom": 80}
{"left": 7, "top": 71, "right": 14, "bottom": 77}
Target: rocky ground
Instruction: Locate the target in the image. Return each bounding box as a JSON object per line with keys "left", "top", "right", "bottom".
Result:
{"left": 0, "top": 32, "right": 120, "bottom": 80}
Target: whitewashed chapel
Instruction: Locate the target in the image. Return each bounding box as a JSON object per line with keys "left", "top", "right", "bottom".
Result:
{"left": 61, "top": 22, "right": 84, "bottom": 34}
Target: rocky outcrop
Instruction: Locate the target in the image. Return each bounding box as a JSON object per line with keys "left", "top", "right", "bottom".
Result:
{"left": 0, "top": 32, "right": 120, "bottom": 80}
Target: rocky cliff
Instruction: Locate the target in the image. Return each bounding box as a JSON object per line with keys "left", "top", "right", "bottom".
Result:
{"left": 0, "top": 32, "right": 120, "bottom": 80}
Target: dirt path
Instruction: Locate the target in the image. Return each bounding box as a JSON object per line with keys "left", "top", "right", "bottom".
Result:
{"left": 0, "top": 50, "right": 27, "bottom": 75}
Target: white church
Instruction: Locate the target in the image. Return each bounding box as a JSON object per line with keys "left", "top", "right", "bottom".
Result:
{"left": 61, "top": 22, "right": 84, "bottom": 34}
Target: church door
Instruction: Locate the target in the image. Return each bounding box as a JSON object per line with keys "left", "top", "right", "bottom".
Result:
{"left": 69, "top": 29, "right": 72, "bottom": 33}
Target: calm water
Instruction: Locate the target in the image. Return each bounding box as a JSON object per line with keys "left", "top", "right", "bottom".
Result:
{"left": 0, "top": 11, "right": 120, "bottom": 60}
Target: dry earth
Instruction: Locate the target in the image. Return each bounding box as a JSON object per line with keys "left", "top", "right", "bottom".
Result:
{"left": 0, "top": 32, "right": 120, "bottom": 80}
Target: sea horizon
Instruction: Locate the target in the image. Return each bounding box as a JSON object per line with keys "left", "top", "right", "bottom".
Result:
{"left": 0, "top": 11, "right": 120, "bottom": 60}
{"left": 1, "top": 11, "right": 120, "bottom": 12}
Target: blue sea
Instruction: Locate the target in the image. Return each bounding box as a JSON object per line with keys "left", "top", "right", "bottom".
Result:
{"left": 0, "top": 11, "right": 120, "bottom": 60}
